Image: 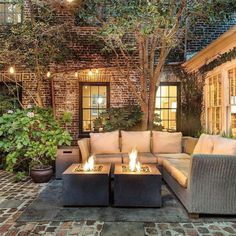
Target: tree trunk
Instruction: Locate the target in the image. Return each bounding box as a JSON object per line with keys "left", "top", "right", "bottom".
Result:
{"left": 147, "top": 82, "right": 157, "bottom": 130}
{"left": 141, "top": 103, "right": 149, "bottom": 130}
{"left": 36, "top": 76, "right": 44, "bottom": 107}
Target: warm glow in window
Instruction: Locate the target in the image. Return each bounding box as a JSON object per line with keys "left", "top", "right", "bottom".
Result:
{"left": 207, "top": 74, "right": 222, "bottom": 134}
{"left": 81, "top": 84, "right": 108, "bottom": 133}
{"left": 229, "top": 68, "right": 236, "bottom": 137}
{"left": 155, "top": 85, "right": 178, "bottom": 131}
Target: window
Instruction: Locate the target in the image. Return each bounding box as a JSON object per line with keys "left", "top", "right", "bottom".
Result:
{"left": 207, "top": 74, "right": 222, "bottom": 134}
{"left": 0, "top": 1, "right": 22, "bottom": 24}
{"left": 79, "top": 83, "right": 109, "bottom": 135}
{"left": 155, "top": 83, "right": 179, "bottom": 131}
{"left": 229, "top": 68, "right": 236, "bottom": 137}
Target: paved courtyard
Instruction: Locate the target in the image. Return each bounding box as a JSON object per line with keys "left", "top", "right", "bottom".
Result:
{"left": 0, "top": 170, "right": 236, "bottom": 236}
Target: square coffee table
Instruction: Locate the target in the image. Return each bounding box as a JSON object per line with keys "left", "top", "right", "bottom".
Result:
{"left": 62, "top": 163, "right": 111, "bottom": 206}
{"left": 114, "top": 164, "right": 162, "bottom": 207}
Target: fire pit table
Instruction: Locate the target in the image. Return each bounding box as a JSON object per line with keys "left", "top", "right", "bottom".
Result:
{"left": 62, "top": 163, "right": 111, "bottom": 206}
{"left": 114, "top": 164, "right": 162, "bottom": 207}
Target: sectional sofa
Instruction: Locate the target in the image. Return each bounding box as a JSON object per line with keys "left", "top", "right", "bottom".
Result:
{"left": 78, "top": 130, "right": 236, "bottom": 216}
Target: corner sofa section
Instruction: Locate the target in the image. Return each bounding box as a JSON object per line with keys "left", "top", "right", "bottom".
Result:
{"left": 78, "top": 131, "right": 236, "bottom": 215}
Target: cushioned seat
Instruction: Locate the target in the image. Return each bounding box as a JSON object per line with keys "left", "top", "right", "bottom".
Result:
{"left": 154, "top": 153, "right": 190, "bottom": 165}
{"left": 162, "top": 159, "right": 190, "bottom": 188}
{"left": 95, "top": 154, "right": 122, "bottom": 164}
{"left": 122, "top": 153, "right": 157, "bottom": 164}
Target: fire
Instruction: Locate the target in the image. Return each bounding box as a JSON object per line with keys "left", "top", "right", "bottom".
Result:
{"left": 83, "top": 156, "right": 94, "bottom": 171}
{"left": 129, "top": 148, "right": 141, "bottom": 172}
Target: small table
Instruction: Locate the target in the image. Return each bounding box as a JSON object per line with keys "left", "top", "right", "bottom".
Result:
{"left": 114, "top": 164, "right": 162, "bottom": 207}
{"left": 62, "top": 163, "right": 111, "bottom": 206}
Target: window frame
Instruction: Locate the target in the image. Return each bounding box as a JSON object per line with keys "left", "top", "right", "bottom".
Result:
{"left": 79, "top": 82, "right": 110, "bottom": 137}
{"left": 155, "top": 82, "right": 181, "bottom": 132}
{"left": 0, "top": 1, "right": 23, "bottom": 25}
{"left": 206, "top": 73, "right": 222, "bottom": 134}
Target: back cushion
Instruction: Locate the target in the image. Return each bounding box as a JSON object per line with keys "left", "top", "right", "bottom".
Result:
{"left": 213, "top": 137, "right": 236, "bottom": 155}
{"left": 121, "top": 131, "right": 151, "bottom": 153}
{"left": 90, "top": 130, "right": 120, "bottom": 154}
{"left": 152, "top": 131, "right": 182, "bottom": 154}
{"left": 193, "top": 134, "right": 219, "bottom": 154}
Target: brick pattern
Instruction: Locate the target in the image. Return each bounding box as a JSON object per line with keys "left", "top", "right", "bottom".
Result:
{"left": 187, "top": 12, "right": 236, "bottom": 58}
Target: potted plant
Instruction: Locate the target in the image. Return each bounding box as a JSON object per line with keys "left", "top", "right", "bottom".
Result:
{"left": 0, "top": 106, "right": 72, "bottom": 182}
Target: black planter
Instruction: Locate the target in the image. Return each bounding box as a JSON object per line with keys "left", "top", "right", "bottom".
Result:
{"left": 30, "top": 166, "right": 53, "bottom": 183}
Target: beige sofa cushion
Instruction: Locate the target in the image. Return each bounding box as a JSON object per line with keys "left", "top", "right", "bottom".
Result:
{"left": 78, "top": 138, "right": 90, "bottom": 163}
{"left": 154, "top": 153, "right": 190, "bottom": 165}
{"left": 122, "top": 153, "right": 157, "bottom": 164}
{"left": 121, "top": 131, "right": 151, "bottom": 153}
{"left": 90, "top": 130, "right": 120, "bottom": 154}
{"left": 193, "top": 134, "right": 219, "bottom": 155}
{"left": 163, "top": 159, "right": 190, "bottom": 188}
{"left": 152, "top": 131, "right": 182, "bottom": 154}
{"left": 182, "top": 137, "right": 199, "bottom": 155}
{"left": 95, "top": 154, "right": 122, "bottom": 164}
{"left": 212, "top": 137, "right": 236, "bottom": 155}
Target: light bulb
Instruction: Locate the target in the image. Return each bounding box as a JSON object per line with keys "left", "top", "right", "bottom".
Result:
{"left": 88, "top": 70, "right": 93, "bottom": 76}
{"left": 75, "top": 72, "right": 78, "bottom": 78}
{"left": 9, "top": 66, "right": 15, "bottom": 74}
{"left": 95, "top": 69, "right": 99, "bottom": 74}
{"left": 67, "top": 0, "right": 73, "bottom": 2}
{"left": 46, "top": 71, "right": 51, "bottom": 78}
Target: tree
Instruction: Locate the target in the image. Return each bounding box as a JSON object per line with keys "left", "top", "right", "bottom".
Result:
{"left": 0, "top": 0, "right": 81, "bottom": 107}
{"left": 77, "top": 0, "right": 236, "bottom": 130}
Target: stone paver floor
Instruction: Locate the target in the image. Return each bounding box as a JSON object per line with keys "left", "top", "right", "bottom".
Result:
{"left": 0, "top": 170, "right": 236, "bottom": 236}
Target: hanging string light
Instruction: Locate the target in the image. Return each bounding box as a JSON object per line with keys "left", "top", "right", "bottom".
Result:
{"left": 75, "top": 72, "right": 78, "bottom": 78}
{"left": 46, "top": 71, "right": 51, "bottom": 78}
{"left": 9, "top": 66, "right": 15, "bottom": 74}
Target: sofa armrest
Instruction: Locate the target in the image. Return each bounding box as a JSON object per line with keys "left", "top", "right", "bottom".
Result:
{"left": 188, "top": 154, "right": 236, "bottom": 214}
{"left": 78, "top": 138, "right": 90, "bottom": 163}
{"left": 182, "top": 136, "right": 198, "bottom": 154}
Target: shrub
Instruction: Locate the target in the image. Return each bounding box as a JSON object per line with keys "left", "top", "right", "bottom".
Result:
{"left": 94, "top": 105, "right": 143, "bottom": 131}
{"left": 0, "top": 107, "right": 72, "bottom": 174}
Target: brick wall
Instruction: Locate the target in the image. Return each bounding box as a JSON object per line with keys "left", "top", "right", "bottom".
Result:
{"left": 1, "top": 2, "right": 235, "bottom": 140}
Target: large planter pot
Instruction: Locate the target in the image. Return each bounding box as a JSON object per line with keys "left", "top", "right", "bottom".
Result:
{"left": 30, "top": 166, "right": 53, "bottom": 183}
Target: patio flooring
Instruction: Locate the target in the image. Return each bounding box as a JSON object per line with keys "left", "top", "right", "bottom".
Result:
{"left": 0, "top": 170, "right": 236, "bottom": 236}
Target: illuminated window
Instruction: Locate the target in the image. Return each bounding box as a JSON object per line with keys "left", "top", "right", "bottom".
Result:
{"left": 155, "top": 84, "right": 179, "bottom": 131}
{"left": 0, "top": 1, "right": 22, "bottom": 24}
{"left": 207, "top": 74, "right": 222, "bottom": 134}
{"left": 229, "top": 68, "right": 236, "bottom": 137}
{"left": 79, "top": 83, "right": 109, "bottom": 134}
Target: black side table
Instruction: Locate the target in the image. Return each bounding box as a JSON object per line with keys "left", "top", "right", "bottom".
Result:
{"left": 56, "top": 146, "right": 80, "bottom": 179}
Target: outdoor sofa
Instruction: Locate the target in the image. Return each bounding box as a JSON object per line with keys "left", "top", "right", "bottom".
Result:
{"left": 78, "top": 130, "right": 236, "bottom": 216}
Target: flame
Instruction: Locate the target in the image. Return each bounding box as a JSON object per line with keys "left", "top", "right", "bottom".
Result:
{"left": 136, "top": 161, "right": 141, "bottom": 172}
{"left": 83, "top": 156, "right": 94, "bottom": 171}
{"left": 129, "top": 148, "right": 141, "bottom": 172}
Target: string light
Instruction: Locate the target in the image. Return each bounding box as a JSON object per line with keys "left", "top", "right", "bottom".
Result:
{"left": 9, "top": 66, "right": 15, "bottom": 74}
{"left": 88, "top": 69, "right": 93, "bottom": 76}
{"left": 95, "top": 69, "right": 99, "bottom": 74}
{"left": 46, "top": 71, "right": 51, "bottom": 78}
{"left": 67, "top": 0, "right": 74, "bottom": 2}
{"left": 75, "top": 72, "right": 78, "bottom": 78}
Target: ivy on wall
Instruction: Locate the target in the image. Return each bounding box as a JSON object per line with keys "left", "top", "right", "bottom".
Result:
{"left": 199, "top": 47, "right": 236, "bottom": 74}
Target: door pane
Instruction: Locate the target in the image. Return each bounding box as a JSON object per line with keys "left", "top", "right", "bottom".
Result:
{"left": 99, "top": 86, "right": 107, "bottom": 97}
{"left": 83, "top": 98, "right": 90, "bottom": 108}
{"left": 91, "top": 86, "right": 99, "bottom": 97}
{"left": 83, "top": 86, "right": 90, "bottom": 97}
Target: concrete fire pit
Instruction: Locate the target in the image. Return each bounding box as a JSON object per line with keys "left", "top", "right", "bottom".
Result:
{"left": 62, "top": 163, "right": 111, "bottom": 206}
{"left": 114, "top": 164, "right": 162, "bottom": 207}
